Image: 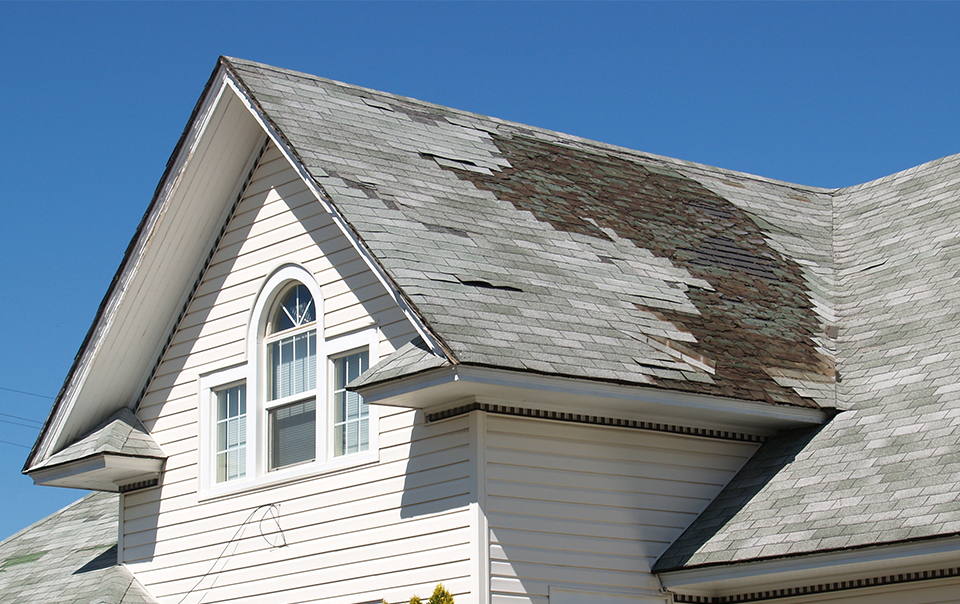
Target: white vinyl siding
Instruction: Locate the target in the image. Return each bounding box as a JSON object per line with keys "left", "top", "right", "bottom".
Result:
{"left": 130, "top": 144, "right": 473, "bottom": 604}
{"left": 483, "top": 415, "right": 759, "bottom": 604}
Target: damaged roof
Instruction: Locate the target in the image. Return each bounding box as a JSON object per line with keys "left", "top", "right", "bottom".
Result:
{"left": 656, "top": 153, "right": 960, "bottom": 570}
{"left": 220, "top": 58, "right": 960, "bottom": 567}
{"left": 225, "top": 57, "right": 838, "bottom": 410}
{"left": 0, "top": 492, "right": 156, "bottom": 604}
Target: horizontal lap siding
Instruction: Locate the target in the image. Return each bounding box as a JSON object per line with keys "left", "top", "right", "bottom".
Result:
{"left": 484, "top": 415, "right": 758, "bottom": 604}
{"left": 131, "top": 145, "right": 472, "bottom": 604}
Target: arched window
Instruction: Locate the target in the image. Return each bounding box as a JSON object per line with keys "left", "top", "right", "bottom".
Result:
{"left": 265, "top": 283, "right": 317, "bottom": 470}
{"left": 200, "top": 263, "right": 380, "bottom": 496}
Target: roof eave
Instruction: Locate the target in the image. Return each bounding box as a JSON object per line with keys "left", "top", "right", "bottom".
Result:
{"left": 27, "top": 452, "right": 165, "bottom": 493}
{"left": 657, "top": 535, "right": 960, "bottom": 601}
{"left": 356, "top": 364, "right": 828, "bottom": 437}
{"left": 22, "top": 60, "right": 231, "bottom": 474}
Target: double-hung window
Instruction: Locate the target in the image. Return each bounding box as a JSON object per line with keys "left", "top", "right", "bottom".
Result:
{"left": 332, "top": 350, "right": 370, "bottom": 456}
{"left": 199, "top": 265, "right": 379, "bottom": 497}
{"left": 215, "top": 383, "right": 246, "bottom": 482}
{"left": 265, "top": 284, "right": 317, "bottom": 470}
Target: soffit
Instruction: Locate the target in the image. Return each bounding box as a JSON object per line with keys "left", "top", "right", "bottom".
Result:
{"left": 27, "top": 69, "right": 266, "bottom": 469}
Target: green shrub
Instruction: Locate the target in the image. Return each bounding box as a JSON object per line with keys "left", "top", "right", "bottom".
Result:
{"left": 407, "top": 583, "right": 453, "bottom": 604}
{"left": 428, "top": 584, "right": 454, "bottom": 604}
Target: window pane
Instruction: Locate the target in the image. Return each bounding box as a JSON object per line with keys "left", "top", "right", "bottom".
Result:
{"left": 268, "top": 331, "right": 316, "bottom": 400}
{"left": 272, "top": 284, "right": 315, "bottom": 333}
{"left": 269, "top": 399, "right": 316, "bottom": 469}
{"left": 332, "top": 350, "right": 369, "bottom": 457}
{"left": 215, "top": 384, "right": 246, "bottom": 483}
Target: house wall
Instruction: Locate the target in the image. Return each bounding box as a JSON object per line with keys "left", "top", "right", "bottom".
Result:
{"left": 482, "top": 414, "right": 760, "bottom": 604}
{"left": 124, "top": 143, "right": 476, "bottom": 604}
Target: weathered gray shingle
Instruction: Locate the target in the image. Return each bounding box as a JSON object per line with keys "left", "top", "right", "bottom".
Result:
{"left": 226, "top": 57, "right": 838, "bottom": 410}
{"left": 220, "top": 58, "right": 960, "bottom": 568}
{"left": 0, "top": 493, "right": 157, "bottom": 604}
{"left": 35, "top": 408, "right": 165, "bottom": 471}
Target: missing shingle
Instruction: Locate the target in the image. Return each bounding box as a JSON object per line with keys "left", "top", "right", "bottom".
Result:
{"left": 423, "top": 222, "right": 470, "bottom": 238}
{"left": 597, "top": 255, "right": 618, "bottom": 265}
{"left": 859, "top": 260, "right": 887, "bottom": 272}
{"left": 458, "top": 278, "right": 523, "bottom": 293}
{"left": 339, "top": 177, "right": 380, "bottom": 199}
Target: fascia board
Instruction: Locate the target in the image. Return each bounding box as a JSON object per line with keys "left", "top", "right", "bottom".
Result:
{"left": 219, "top": 60, "right": 452, "bottom": 364}
{"left": 657, "top": 535, "right": 960, "bottom": 598}
{"left": 26, "top": 63, "right": 264, "bottom": 472}
{"left": 24, "top": 63, "right": 235, "bottom": 473}
{"left": 28, "top": 453, "right": 164, "bottom": 492}
{"left": 357, "top": 365, "right": 827, "bottom": 435}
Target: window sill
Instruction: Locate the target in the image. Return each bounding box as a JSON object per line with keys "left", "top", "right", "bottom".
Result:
{"left": 197, "top": 449, "right": 379, "bottom": 502}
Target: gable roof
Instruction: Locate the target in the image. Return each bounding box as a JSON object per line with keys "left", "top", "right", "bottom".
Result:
{"left": 25, "top": 56, "right": 960, "bottom": 577}
{"left": 0, "top": 492, "right": 157, "bottom": 604}
{"left": 225, "top": 57, "right": 838, "bottom": 410}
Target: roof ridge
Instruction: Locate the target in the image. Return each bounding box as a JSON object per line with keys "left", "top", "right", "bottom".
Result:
{"left": 224, "top": 57, "right": 834, "bottom": 195}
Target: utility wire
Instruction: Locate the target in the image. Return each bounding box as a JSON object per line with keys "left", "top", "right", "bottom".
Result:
{"left": 0, "top": 418, "right": 41, "bottom": 430}
{"left": 0, "top": 386, "right": 54, "bottom": 400}
{"left": 0, "top": 439, "right": 30, "bottom": 449}
{"left": 0, "top": 412, "right": 43, "bottom": 426}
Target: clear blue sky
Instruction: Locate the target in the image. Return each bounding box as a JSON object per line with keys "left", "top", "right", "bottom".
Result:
{"left": 1, "top": 1, "right": 959, "bottom": 541}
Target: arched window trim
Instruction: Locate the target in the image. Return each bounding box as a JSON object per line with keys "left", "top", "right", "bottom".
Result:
{"left": 197, "top": 264, "right": 381, "bottom": 500}
{"left": 247, "top": 265, "right": 325, "bottom": 479}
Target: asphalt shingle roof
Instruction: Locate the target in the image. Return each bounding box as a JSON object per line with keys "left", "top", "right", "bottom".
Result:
{"left": 35, "top": 408, "right": 165, "bottom": 471}
{"left": 656, "top": 154, "right": 960, "bottom": 569}
{"left": 0, "top": 492, "right": 157, "bottom": 604}
{"left": 220, "top": 58, "right": 960, "bottom": 567}
{"left": 226, "top": 57, "right": 837, "bottom": 410}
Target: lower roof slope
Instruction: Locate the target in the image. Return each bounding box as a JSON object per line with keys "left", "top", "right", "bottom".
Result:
{"left": 0, "top": 492, "right": 156, "bottom": 604}
{"left": 656, "top": 153, "right": 960, "bottom": 570}
{"left": 225, "top": 57, "right": 838, "bottom": 410}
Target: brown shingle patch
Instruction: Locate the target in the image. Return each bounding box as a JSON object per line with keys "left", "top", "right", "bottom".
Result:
{"left": 441, "top": 134, "right": 832, "bottom": 406}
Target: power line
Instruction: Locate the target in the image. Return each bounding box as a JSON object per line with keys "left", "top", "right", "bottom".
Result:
{"left": 0, "top": 412, "right": 43, "bottom": 426}
{"left": 0, "top": 439, "right": 30, "bottom": 450}
{"left": 0, "top": 386, "right": 55, "bottom": 400}
{"left": 0, "top": 418, "right": 41, "bottom": 430}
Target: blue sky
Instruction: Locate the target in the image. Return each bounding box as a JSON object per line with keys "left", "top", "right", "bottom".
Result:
{"left": 1, "top": 1, "right": 959, "bottom": 541}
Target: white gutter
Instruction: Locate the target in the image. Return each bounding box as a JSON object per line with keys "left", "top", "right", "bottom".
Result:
{"left": 658, "top": 535, "right": 960, "bottom": 599}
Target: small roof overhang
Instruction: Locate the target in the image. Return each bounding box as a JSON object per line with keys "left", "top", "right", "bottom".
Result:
{"left": 354, "top": 362, "right": 828, "bottom": 438}
{"left": 656, "top": 535, "right": 960, "bottom": 601}
{"left": 26, "top": 408, "right": 166, "bottom": 493}
{"left": 27, "top": 453, "right": 164, "bottom": 493}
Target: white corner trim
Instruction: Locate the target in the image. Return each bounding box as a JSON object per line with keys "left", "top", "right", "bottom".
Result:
{"left": 221, "top": 68, "right": 450, "bottom": 363}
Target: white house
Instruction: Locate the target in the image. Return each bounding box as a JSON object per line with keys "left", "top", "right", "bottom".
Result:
{"left": 7, "top": 57, "right": 960, "bottom": 604}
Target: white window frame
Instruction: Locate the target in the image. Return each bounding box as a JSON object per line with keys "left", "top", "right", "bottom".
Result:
{"left": 198, "top": 264, "right": 379, "bottom": 500}
{"left": 198, "top": 364, "right": 251, "bottom": 497}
